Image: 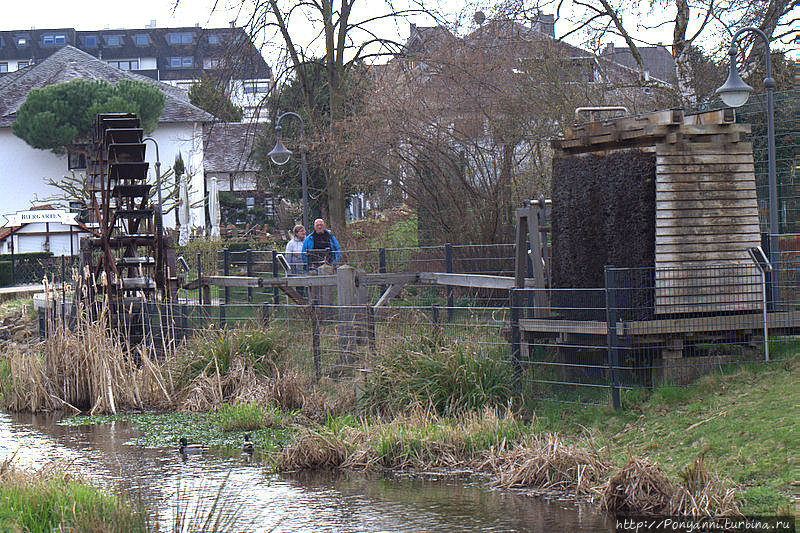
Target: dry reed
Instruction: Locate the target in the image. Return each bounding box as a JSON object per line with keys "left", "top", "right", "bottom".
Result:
{"left": 601, "top": 457, "right": 739, "bottom": 516}
{"left": 482, "top": 433, "right": 610, "bottom": 496}
{"left": 277, "top": 426, "right": 350, "bottom": 470}
{"left": 1, "top": 313, "right": 172, "bottom": 414}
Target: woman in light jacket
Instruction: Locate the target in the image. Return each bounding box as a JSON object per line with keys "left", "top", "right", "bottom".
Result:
{"left": 284, "top": 225, "right": 306, "bottom": 275}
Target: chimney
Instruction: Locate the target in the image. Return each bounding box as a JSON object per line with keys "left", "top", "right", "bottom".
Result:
{"left": 229, "top": 21, "right": 236, "bottom": 28}
{"left": 195, "top": 23, "right": 200, "bottom": 28}
{"left": 603, "top": 42, "right": 615, "bottom": 55}
{"left": 146, "top": 19, "right": 157, "bottom": 28}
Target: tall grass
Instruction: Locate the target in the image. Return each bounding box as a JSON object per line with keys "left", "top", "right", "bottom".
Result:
{"left": 209, "top": 402, "right": 285, "bottom": 432}
{"left": 0, "top": 459, "right": 149, "bottom": 532}
{"left": 359, "top": 337, "right": 517, "bottom": 416}
{"left": 0, "top": 309, "right": 172, "bottom": 414}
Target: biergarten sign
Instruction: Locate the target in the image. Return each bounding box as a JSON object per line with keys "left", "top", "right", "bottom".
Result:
{"left": 1, "top": 209, "right": 79, "bottom": 227}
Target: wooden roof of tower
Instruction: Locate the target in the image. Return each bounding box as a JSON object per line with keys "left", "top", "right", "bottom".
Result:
{"left": 552, "top": 108, "right": 762, "bottom": 315}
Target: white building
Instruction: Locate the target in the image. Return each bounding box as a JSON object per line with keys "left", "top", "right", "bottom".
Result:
{"left": 0, "top": 45, "right": 214, "bottom": 239}
{"left": 0, "top": 25, "right": 272, "bottom": 122}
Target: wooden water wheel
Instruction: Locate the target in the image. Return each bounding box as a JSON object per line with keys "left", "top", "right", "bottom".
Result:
{"left": 81, "top": 113, "right": 176, "bottom": 306}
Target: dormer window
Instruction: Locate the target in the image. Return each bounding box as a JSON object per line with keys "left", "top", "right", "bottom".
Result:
{"left": 16, "top": 36, "right": 28, "bottom": 47}
{"left": 208, "top": 34, "right": 220, "bottom": 45}
{"left": 168, "top": 32, "right": 194, "bottom": 44}
{"left": 105, "top": 35, "right": 122, "bottom": 46}
{"left": 84, "top": 35, "right": 97, "bottom": 47}
{"left": 42, "top": 33, "right": 67, "bottom": 46}
{"left": 134, "top": 34, "right": 149, "bottom": 46}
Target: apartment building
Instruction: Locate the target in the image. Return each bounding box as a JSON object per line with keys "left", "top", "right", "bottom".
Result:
{"left": 0, "top": 24, "right": 272, "bottom": 121}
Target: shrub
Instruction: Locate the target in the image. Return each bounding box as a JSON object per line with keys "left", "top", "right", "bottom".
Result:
{"left": 359, "top": 338, "right": 517, "bottom": 415}
{"left": 177, "top": 326, "right": 288, "bottom": 385}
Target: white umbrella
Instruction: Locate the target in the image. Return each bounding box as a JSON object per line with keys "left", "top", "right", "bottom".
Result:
{"left": 209, "top": 177, "right": 220, "bottom": 238}
{"left": 177, "top": 176, "right": 190, "bottom": 246}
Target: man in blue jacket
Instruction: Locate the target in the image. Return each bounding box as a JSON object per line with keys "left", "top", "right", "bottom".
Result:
{"left": 302, "top": 218, "right": 341, "bottom": 270}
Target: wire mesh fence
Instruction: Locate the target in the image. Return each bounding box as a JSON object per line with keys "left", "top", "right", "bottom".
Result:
{"left": 1, "top": 254, "right": 80, "bottom": 287}
{"left": 693, "top": 89, "right": 799, "bottom": 233}
{"left": 34, "top": 239, "right": 800, "bottom": 409}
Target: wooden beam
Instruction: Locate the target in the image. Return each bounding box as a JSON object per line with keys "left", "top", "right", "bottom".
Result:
{"left": 375, "top": 283, "right": 407, "bottom": 307}
{"left": 279, "top": 286, "right": 308, "bottom": 305}
{"left": 418, "top": 272, "right": 515, "bottom": 290}
{"left": 361, "top": 273, "right": 418, "bottom": 285}
{"left": 205, "top": 276, "right": 261, "bottom": 288}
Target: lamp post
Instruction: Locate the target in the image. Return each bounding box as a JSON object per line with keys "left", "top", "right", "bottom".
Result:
{"left": 268, "top": 112, "right": 309, "bottom": 231}
{"left": 715, "top": 27, "right": 778, "bottom": 306}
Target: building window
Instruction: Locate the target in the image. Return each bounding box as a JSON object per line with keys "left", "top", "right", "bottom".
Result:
{"left": 246, "top": 197, "right": 255, "bottom": 209}
{"left": 168, "top": 56, "right": 194, "bottom": 68}
{"left": 134, "top": 34, "right": 149, "bottom": 46}
{"left": 168, "top": 32, "right": 194, "bottom": 44}
{"left": 203, "top": 58, "right": 220, "bottom": 69}
{"left": 208, "top": 34, "right": 220, "bottom": 45}
{"left": 84, "top": 35, "right": 97, "bottom": 47}
{"left": 105, "top": 35, "right": 121, "bottom": 46}
{"left": 242, "top": 80, "right": 270, "bottom": 94}
{"left": 107, "top": 59, "right": 139, "bottom": 70}
{"left": 16, "top": 36, "right": 28, "bottom": 47}
{"left": 43, "top": 34, "right": 67, "bottom": 45}
{"left": 0, "top": 63, "right": 7, "bottom": 73}
{"left": 17, "top": 61, "right": 29, "bottom": 69}
{"left": 68, "top": 152, "right": 87, "bottom": 170}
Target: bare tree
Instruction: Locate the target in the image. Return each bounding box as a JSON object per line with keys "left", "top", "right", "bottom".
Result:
{"left": 346, "top": 18, "right": 672, "bottom": 243}
{"left": 242, "top": 0, "right": 439, "bottom": 231}
{"left": 504, "top": 0, "right": 794, "bottom": 105}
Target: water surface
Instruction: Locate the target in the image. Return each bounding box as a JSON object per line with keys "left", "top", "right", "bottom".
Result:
{"left": 0, "top": 411, "right": 611, "bottom": 532}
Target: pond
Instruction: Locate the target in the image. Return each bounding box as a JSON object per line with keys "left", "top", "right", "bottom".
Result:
{"left": 0, "top": 411, "right": 612, "bottom": 532}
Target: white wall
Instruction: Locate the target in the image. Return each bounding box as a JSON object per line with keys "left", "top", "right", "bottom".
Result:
{"left": 0, "top": 130, "right": 71, "bottom": 217}
{"left": 5, "top": 222, "right": 84, "bottom": 256}
{"left": 0, "top": 120, "right": 205, "bottom": 231}
{"left": 146, "top": 122, "right": 206, "bottom": 229}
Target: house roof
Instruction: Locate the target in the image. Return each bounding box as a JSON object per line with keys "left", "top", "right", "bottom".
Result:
{"left": 0, "top": 45, "right": 214, "bottom": 127}
{"left": 203, "top": 122, "right": 261, "bottom": 173}
{"left": 600, "top": 44, "right": 677, "bottom": 85}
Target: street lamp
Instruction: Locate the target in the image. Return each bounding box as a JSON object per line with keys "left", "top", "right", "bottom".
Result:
{"left": 268, "top": 112, "right": 309, "bottom": 231}
{"left": 716, "top": 27, "right": 779, "bottom": 306}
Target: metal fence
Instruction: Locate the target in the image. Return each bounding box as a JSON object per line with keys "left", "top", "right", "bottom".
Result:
{"left": 34, "top": 240, "right": 799, "bottom": 409}
{"left": 694, "top": 89, "right": 799, "bottom": 233}
{"left": 2, "top": 254, "right": 79, "bottom": 287}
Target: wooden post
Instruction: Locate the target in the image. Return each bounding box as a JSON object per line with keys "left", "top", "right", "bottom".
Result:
{"left": 336, "top": 265, "right": 357, "bottom": 363}
{"left": 220, "top": 248, "right": 229, "bottom": 327}
{"left": 180, "top": 303, "right": 188, "bottom": 341}
{"left": 272, "top": 250, "right": 279, "bottom": 305}
{"left": 366, "top": 305, "right": 376, "bottom": 354}
{"left": 312, "top": 301, "right": 321, "bottom": 382}
{"left": 605, "top": 265, "right": 621, "bottom": 410}
{"left": 378, "top": 247, "right": 387, "bottom": 296}
{"left": 445, "top": 243, "right": 454, "bottom": 320}
{"left": 260, "top": 302, "right": 271, "bottom": 328}
{"left": 246, "top": 248, "right": 253, "bottom": 303}
{"left": 509, "top": 290, "right": 521, "bottom": 375}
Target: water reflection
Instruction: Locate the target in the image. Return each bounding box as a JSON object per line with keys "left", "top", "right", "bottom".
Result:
{"left": 0, "top": 411, "right": 611, "bottom": 532}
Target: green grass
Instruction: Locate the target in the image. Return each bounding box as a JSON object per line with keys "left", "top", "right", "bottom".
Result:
{"left": 209, "top": 402, "right": 287, "bottom": 432}
{"left": 532, "top": 355, "right": 799, "bottom": 514}
{"left": 359, "top": 337, "right": 517, "bottom": 416}
{"left": 0, "top": 466, "right": 148, "bottom": 532}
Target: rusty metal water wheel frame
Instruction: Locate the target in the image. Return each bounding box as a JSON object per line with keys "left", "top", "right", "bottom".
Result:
{"left": 81, "top": 113, "right": 175, "bottom": 304}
